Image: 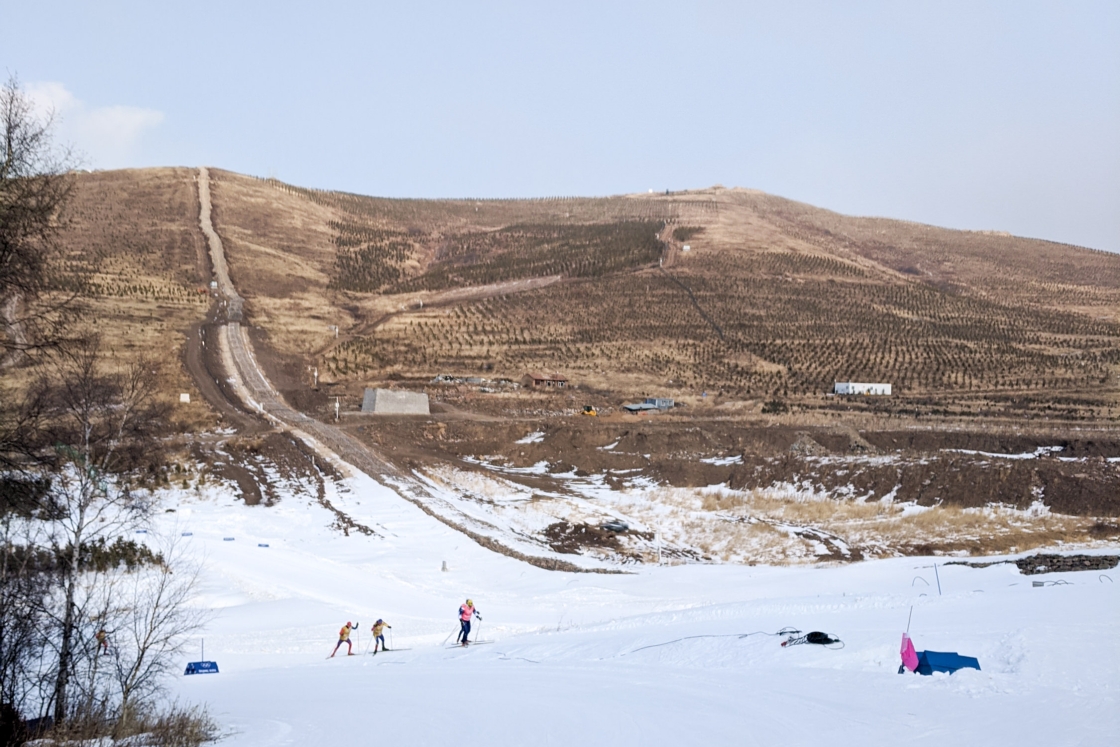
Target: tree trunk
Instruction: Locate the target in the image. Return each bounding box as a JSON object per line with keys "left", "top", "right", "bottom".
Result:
{"left": 52, "top": 540, "right": 79, "bottom": 724}
{"left": 53, "top": 483, "right": 87, "bottom": 726}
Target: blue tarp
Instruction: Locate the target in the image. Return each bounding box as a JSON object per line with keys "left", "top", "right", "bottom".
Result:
{"left": 915, "top": 650, "right": 980, "bottom": 675}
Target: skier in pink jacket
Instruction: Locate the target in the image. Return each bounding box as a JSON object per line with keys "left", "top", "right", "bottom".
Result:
{"left": 457, "top": 599, "right": 481, "bottom": 646}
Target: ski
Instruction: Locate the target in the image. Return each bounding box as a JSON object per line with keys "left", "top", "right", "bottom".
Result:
{"left": 369, "top": 649, "right": 411, "bottom": 655}
{"left": 446, "top": 641, "right": 494, "bottom": 649}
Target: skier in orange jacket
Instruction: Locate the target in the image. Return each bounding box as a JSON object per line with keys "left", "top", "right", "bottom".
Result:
{"left": 330, "top": 621, "right": 358, "bottom": 657}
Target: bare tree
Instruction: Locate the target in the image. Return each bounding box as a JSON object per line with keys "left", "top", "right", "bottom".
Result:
{"left": 0, "top": 502, "right": 53, "bottom": 729}
{"left": 38, "top": 341, "right": 165, "bottom": 724}
{"left": 109, "top": 537, "right": 207, "bottom": 714}
{"left": 0, "top": 76, "right": 206, "bottom": 742}
{"left": 1, "top": 74, "right": 80, "bottom": 479}
{"left": 0, "top": 74, "right": 77, "bottom": 365}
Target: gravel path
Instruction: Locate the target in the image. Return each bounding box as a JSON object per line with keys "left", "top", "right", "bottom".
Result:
{"left": 195, "top": 168, "right": 598, "bottom": 572}
{"left": 197, "top": 167, "right": 242, "bottom": 321}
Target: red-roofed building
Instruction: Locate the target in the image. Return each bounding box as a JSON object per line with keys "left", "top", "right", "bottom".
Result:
{"left": 521, "top": 372, "right": 569, "bottom": 389}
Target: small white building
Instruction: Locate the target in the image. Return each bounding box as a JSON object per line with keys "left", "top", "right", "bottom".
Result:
{"left": 361, "top": 388, "right": 430, "bottom": 415}
{"left": 834, "top": 381, "right": 892, "bottom": 396}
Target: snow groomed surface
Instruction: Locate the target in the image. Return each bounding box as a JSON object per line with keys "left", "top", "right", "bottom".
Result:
{"left": 161, "top": 468, "right": 1118, "bottom": 746}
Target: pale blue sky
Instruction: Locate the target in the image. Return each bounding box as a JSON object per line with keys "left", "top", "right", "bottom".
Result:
{"left": 3, "top": 1, "right": 1118, "bottom": 251}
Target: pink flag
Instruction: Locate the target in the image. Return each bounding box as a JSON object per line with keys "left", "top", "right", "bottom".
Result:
{"left": 900, "top": 633, "right": 919, "bottom": 672}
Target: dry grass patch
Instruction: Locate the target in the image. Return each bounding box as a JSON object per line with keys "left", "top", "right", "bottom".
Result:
{"left": 407, "top": 462, "right": 1113, "bottom": 566}
{"left": 631, "top": 487, "right": 1105, "bottom": 563}
{"left": 30, "top": 702, "right": 219, "bottom": 747}
{"left": 698, "top": 488, "right": 895, "bottom": 522}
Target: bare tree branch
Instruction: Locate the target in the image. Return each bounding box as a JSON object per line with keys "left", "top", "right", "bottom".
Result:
{"left": 0, "top": 74, "right": 81, "bottom": 366}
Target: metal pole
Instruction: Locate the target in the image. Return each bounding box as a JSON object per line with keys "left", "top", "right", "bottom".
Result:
{"left": 934, "top": 564, "right": 942, "bottom": 596}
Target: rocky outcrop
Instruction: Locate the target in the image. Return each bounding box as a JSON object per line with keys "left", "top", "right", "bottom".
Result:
{"left": 1014, "top": 554, "right": 1118, "bottom": 575}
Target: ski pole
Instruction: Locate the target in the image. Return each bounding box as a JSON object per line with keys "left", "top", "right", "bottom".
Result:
{"left": 390, "top": 628, "right": 394, "bottom": 651}
{"left": 475, "top": 617, "right": 482, "bottom": 643}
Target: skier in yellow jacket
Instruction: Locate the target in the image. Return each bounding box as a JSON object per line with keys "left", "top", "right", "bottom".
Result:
{"left": 330, "top": 621, "right": 359, "bottom": 657}
{"left": 370, "top": 619, "right": 392, "bottom": 653}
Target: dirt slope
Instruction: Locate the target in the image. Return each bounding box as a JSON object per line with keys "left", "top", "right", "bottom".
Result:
{"left": 14, "top": 167, "right": 1118, "bottom": 562}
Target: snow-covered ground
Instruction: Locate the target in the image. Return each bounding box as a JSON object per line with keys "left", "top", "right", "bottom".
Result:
{"left": 413, "top": 458, "right": 1108, "bottom": 566}
{"left": 157, "top": 469, "right": 1119, "bottom": 746}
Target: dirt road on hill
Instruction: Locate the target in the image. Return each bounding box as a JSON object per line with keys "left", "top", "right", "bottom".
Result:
{"left": 315, "top": 274, "right": 564, "bottom": 358}
{"left": 197, "top": 168, "right": 242, "bottom": 322}
{"left": 190, "top": 168, "right": 602, "bottom": 573}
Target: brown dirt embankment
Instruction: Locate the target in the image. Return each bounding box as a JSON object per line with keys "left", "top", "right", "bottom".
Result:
{"left": 348, "top": 418, "right": 1120, "bottom": 517}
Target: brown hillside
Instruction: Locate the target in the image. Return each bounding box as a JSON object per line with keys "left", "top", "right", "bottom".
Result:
{"left": 14, "top": 168, "right": 215, "bottom": 429}
{"left": 196, "top": 171, "right": 1120, "bottom": 421}
{"left": 5, "top": 167, "right": 1115, "bottom": 557}
{"left": 11, "top": 168, "right": 1116, "bottom": 428}
{"left": 4, "top": 166, "right": 1115, "bottom": 563}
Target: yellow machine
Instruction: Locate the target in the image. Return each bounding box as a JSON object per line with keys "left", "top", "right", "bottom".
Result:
{"left": 581, "top": 406, "right": 598, "bottom": 417}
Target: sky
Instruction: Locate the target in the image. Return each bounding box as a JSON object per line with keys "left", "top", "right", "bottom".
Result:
{"left": 2, "top": 1, "right": 1118, "bottom": 252}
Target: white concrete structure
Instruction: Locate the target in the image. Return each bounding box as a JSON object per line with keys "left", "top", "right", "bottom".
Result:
{"left": 834, "top": 382, "right": 892, "bottom": 396}
{"left": 361, "top": 388, "right": 430, "bottom": 415}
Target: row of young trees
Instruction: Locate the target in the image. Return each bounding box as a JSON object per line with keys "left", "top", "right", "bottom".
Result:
{"left": 1, "top": 77, "right": 211, "bottom": 745}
